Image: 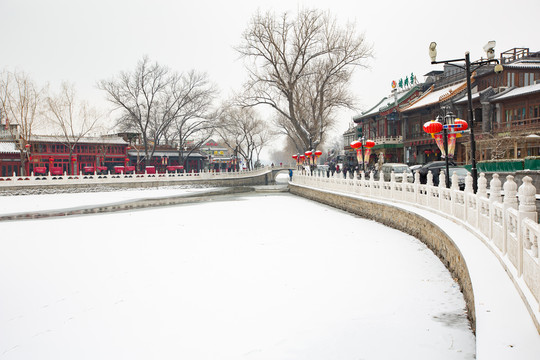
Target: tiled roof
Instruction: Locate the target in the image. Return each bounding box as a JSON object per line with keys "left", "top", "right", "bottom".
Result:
{"left": 489, "top": 83, "right": 540, "bottom": 101}
{"left": 400, "top": 81, "right": 467, "bottom": 113}
{"left": 353, "top": 97, "right": 389, "bottom": 121}
{"left": 31, "top": 135, "right": 127, "bottom": 145}
{"left": 503, "top": 60, "right": 540, "bottom": 70}
{"left": 0, "top": 142, "right": 20, "bottom": 154}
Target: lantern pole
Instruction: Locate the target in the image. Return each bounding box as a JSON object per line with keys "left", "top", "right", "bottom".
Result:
{"left": 441, "top": 115, "right": 450, "bottom": 189}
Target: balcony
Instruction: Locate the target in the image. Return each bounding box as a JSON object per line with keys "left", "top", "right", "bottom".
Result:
{"left": 492, "top": 117, "right": 540, "bottom": 136}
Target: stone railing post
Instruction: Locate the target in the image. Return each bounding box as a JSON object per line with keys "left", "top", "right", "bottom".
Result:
{"left": 503, "top": 175, "right": 519, "bottom": 210}
{"left": 477, "top": 173, "right": 488, "bottom": 198}
{"left": 517, "top": 176, "right": 538, "bottom": 276}
{"left": 426, "top": 171, "right": 433, "bottom": 187}
{"left": 502, "top": 175, "right": 518, "bottom": 255}
{"left": 489, "top": 174, "right": 502, "bottom": 203}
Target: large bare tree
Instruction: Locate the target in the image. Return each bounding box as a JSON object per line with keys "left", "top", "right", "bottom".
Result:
{"left": 215, "top": 105, "right": 271, "bottom": 170}
{"left": 98, "top": 57, "right": 216, "bottom": 167}
{"left": 0, "top": 70, "right": 45, "bottom": 175}
{"left": 46, "top": 82, "right": 102, "bottom": 175}
{"left": 165, "top": 71, "right": 217, "bottom": 168}
{"left": 237, "top": 9, "right": 372, "bottom": 152}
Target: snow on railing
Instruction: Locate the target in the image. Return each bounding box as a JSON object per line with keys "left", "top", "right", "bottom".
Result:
{"left": 293, "top": 169, "right": 540, "bottom": 313}
{"left": 0, "top": 165, "right": 289, "bottom": 187}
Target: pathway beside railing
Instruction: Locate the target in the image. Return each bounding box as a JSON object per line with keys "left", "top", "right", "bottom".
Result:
{"left": 293, "top": 169, "right": 540, "bottom": 322}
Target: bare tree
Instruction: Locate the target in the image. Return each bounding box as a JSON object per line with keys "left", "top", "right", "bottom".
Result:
{"left": 0, "top": 70, "right": 46, "bottom": 175}
{"left": 166, "top": 71, "right": 217, "bottom": 168}
{"left": 45, "top": 82, "right": 102, "bottom": 174}
{"left": 237, "top": 9, "right": 372, "bottom": 152}
{"left": 215, "top": 105, "right": 271, "bottom": 170}
{"left": 98, "top": 57, "right": 216, "bottom": 167}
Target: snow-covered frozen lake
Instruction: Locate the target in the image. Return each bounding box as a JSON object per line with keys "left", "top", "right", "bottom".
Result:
{"left": 0, "top": 190, "right": 475, "bottom": 359}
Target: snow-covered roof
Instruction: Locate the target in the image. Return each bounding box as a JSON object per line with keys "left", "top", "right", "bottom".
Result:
{"left": 353, "top": 97, "right": 389, "bottom": 121}
{"left": 502, "top": 60, "right": 540, "bottom": 70}
{"left": 489, "top": 83, "right": 540, "bottom": 101}
{"left": 0, "top": 142, "right": 20, "bottom": 154}
{"left": 31, "top": 135, "right": 127, "bottom": 145}
{"left": 400, "top": 81, "right": 468, "bottom": 113}
{"left": 127, "top": 150, "right": 206, "bottom": 158}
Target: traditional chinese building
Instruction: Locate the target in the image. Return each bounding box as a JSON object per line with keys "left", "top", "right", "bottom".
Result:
{"left": 350, "top": 47, "right": 540, "bottom": 167}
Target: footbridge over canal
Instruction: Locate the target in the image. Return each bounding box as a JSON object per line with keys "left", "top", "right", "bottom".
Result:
{"left": 0, "top": 165, "right": 294, "bottom": 194}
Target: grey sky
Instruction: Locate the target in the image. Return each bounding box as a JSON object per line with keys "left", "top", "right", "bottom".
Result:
{"left": 1, "top": 0, "right": 539, "bottom": 137}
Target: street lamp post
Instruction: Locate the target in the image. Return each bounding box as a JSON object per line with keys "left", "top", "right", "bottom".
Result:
{"left": 429, "top": 41, "right": 503, "bottom": 193}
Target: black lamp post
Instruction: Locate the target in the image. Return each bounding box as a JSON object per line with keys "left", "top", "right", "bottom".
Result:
{"left": 429, "top": 41, "right": 503, "bottom": 193}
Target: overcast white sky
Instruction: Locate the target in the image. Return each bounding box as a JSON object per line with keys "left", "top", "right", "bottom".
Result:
{"left": 1, "top": 0, "right": 539, "bottom": 139}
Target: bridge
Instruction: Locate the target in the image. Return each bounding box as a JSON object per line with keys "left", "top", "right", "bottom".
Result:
{"left": 0, "top": 165, "right": 294, "bottom": 193}
{"left": 291, "top": 170, "right": 540, "bottom": 359}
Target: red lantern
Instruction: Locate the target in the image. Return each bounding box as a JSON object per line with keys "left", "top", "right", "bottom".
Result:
{"left": 454, "top": 119, "right": 468, "bottom": 131}
{"left": 300, "top": 155, "right": 305, "bottom": 160}
{"left": 71, "top": 156, "right": 77, "bottom": 162}
{"left": 124, "top": 158, "right": 129, "bottom": 163}
{"left": 292, "top": 155, "right": 298, "bottom": 160}
{"left": 305, "top": 150, "right": 312, "bottom": 157}
{"left": 423, "top": 120, "right": 443, "bottom": 134}
{"left": 127, "top": 146, "right": 131, "bottom": 150}
{"left": 350, "top": 140, "right": 362, "bottom": 149}
{"left": 315, "top": 150, "right": 322, "bottom": 157}
{"left": 49, "top": 157, "right": 54, "bottom": 163}
{"left": 364, "top": 140, "right": 375, "bottom": 149}
{"left": 25, "top": 143, "right": 30, "bottom": 149}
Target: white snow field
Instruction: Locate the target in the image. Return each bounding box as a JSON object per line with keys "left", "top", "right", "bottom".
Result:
{"left": 0, "top": 190, "right": 475, "bottom": 359}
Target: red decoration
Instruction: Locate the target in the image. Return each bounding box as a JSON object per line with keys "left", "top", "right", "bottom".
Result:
{"left": 292, "top": 154, "right": 298, "bottom": 160}
{"left": 315, "top": 150, "right": 322, "bottom": 157}
{"left": 423, "top": 120, "right": 443, "bottom": 134}
{"left": 124, "top": 158, "right": 129, "bottom": 163}
{"left": 25, "top": 143, "right": 30, "bottom": 148}
{"left": 71, "top": 156, "right": 77, "bottom": 162}
{"left": 364, "top": 140, "right": 375, "bottom": 149}
{"left": 300, "top": 155, "right": 305, "bottom": 160}
{"left": 126, "top": 146, "right": 131, "bottom": 150}
{"left": 305, "top": 150, "right": 312, "bottom": 157}
{"left": 350, "top": 140, "right": 362, "bottom": 149}
{"left": 454, "top": 119, "right": 468, "bottom": 131}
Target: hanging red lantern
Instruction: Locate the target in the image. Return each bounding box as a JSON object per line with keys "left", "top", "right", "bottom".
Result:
{"left": 454, "top": 118, "right": 468, "bottom": 131}
{"left": 315, "top": 150, "right": 322, "bottom": 157}
{"left": 126, "top": 146, "right": 131, "bottom": 151}
{"left": 364, "top": 140, "right": 375, "bottom": 149}
{"left": 300, "top": 155, "right": 305, "bottom": 160}
{"left": 292, "top": 154, "right": 298, "bottom": 160}
{"left": 423, "top": 120, "right": 443, "bottom": 134}
{"left": 350, "top": 140, "right": 362, "bottom": 149}
{"left": 25, "top": 143, "right": 30, "bottom": 149}
{"left": 124, "top": 158, "right": 129, "bottom": 163}
{"left": 71, "top": 156, "right": 77, "bottom": 162}
{"left": 305, "top": 150, "right": 312, "bottom": 157}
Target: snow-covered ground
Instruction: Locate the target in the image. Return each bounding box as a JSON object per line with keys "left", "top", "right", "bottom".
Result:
{"left": 0, "top": 189, "right": 475, "bottom": 359}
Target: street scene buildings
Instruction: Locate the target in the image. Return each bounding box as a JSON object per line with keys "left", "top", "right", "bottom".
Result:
{"left": 349, "top": 47, "right": 540, "bottom": 169}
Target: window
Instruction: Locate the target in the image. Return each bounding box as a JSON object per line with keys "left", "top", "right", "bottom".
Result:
{"left": 507, "top": 72, "right": 515, "bottom": 87}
